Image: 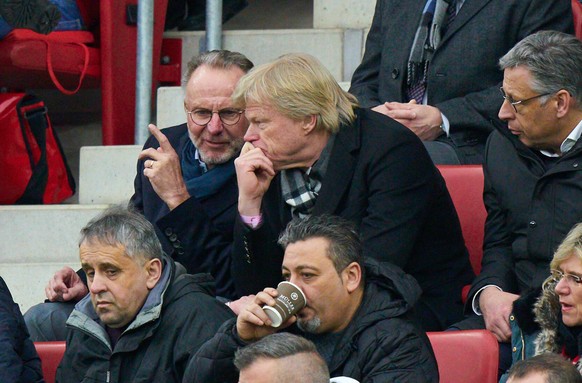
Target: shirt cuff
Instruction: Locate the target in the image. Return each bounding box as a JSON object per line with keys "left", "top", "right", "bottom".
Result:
{"left": 241, "top": 214, "right": 263, "bottom": 230}
{"left": 440, "top": 113, "right": 451, "bottom": 136}
{"left": 472, "top": 285, "right": 502, "bottom": 315}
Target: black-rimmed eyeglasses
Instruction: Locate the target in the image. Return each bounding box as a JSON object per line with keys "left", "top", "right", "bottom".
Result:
{"left": 186, "top": 108, "right": 244, "bottom": 126}
{"left": 499, "top": 87, "right": 553, "bottom": 113}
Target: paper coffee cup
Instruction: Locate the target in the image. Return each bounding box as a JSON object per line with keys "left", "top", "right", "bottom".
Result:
{"left": 263, "top": 281, "right": 307, "bottom": 327}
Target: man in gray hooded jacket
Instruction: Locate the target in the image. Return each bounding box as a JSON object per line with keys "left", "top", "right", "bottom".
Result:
{"left": 56, "top": 206, "right": 234, "bottom": 383}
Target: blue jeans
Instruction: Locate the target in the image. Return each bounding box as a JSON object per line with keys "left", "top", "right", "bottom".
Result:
{"left": 24, "top": 301, "right": 75, "bottom": 341}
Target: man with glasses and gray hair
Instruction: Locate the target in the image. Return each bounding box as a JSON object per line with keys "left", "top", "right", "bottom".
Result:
{"left": 24, "top": 50, "right": 253, "bottom": 341}
{"left": 130, "top": 49, "right": 252, "bottom": 300}
{"left": 457, "top": 30, "right": 582, "bottom": 373}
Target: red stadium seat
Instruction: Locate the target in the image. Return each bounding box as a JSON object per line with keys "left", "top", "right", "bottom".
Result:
{"left": 0, "top": 0, "right": 170, "bottom": 145}
{"left": 437, "top": 165, "right": 486, "bottom": 303}
{"left": 573, "top": 0, "right": 582, "bottom": 39}
{"left": 34, "top": 341, "right": 66, "bottom": 383}
{"left": 427, "top": 330, "right": 499, "bottom": 383}
{"left": 437, "top": 165, "right": 486, "bottom": 274}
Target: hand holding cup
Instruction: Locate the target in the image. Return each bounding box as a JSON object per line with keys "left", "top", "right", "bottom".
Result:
{"left": 262, "top": 281, "right": 307, "bottom": 327}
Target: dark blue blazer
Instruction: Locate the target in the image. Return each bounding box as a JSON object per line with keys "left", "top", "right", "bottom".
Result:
{"left": 130, "top": 124, "right": 238, "bottom": 299}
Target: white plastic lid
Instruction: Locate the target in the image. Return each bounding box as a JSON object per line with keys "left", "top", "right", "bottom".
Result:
{"left": 263, "top": 305, "right": 283, "bottom": 327}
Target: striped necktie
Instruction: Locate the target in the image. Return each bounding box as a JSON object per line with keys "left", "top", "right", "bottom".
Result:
{"left": 406, "top": 0, "right": 458, "bottom": 103}
{"left": 444, "top": 0, "right": 457, "bottom": 33}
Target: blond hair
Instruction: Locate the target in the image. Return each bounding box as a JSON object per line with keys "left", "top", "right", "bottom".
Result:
{"left": 550, "top": 223, "right": 582, "bottom": 270}
{"left": 232, "top": 53, "right": 358, "bottom": 133}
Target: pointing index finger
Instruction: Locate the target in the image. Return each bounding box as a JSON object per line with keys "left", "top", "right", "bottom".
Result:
{"left": 148, "top": 124, "right": 172, "bottom": 152}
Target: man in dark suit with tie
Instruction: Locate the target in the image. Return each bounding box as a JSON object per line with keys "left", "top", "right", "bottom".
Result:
{"left": 349, "top": 0, "right": 574, "bottom": 164}
{"left": 231, "top": 52, "right": 474, "bottom": 331}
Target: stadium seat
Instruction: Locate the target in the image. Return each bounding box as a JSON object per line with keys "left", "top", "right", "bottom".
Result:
{"left": 427, "top": 330, "right": 499, "bottom": 383}
{"left": 0, "top": 0, "right": 169, "bottom": 145}
{"left": 437, "top": 165, "right": 486, "bottom": 302}
{"left": 573, "top": 0, "right": 582, "bottom": 39}
{"left": 34, "top": 341, "right": 66, "bottom": 383}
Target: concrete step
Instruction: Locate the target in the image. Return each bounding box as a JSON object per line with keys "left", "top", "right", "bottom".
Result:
{"left": 157, "top": 87, "right": 187, "bottom": 128}
{"left": 200, "top": 0, "right": 374, "bottom": 31}
{"left": 0, "top": 205, "right": 109, "bottom": 312}
{"left": 313, "top": 0, "right": 375, "bottom": 29}
{"left": 165, "top": 28, "right": 367, "bottom": 83}
{"left": 79, "top": 145, "right": 142, "bottom": 204}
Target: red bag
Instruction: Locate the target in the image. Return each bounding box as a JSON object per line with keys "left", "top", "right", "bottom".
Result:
{"left": 2, "top": 29, "right": 95, "bottom": 95}
{"left": 0, "top": 93, "right": 76, "bottom": 204}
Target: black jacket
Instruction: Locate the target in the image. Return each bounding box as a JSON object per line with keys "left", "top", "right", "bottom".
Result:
{"left": 56, "top": 257, "right": 234, "bottom": 383}
{"left": 467, "top": 123, "right": 582, "bottom": 307}
{"left": 184, "top": 260, "right": 439, "bottom": 383}
{"left": 0, "top": 277, "right": 43, "bottom": 383}
{"left": 233, "top": 108, "right": 474, "bottom": 330}
{"left": 130, "top": 123, "right": 239, "bottom": 299}
{"left": 349, "top": 0, "right": 573, "bottom": 163}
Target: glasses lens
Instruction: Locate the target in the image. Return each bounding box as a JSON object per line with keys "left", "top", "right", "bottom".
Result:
{"left": 499, "top": 88, "right": 519, "bottom": 113}
{"left": 219, "top": 110, "right": 241, "bottom": 125}
{"left": 189, "top": 109, "right": 241, "bottom": 126}
{"left": 190, "top": 110, "right": 212, "bottom": 125}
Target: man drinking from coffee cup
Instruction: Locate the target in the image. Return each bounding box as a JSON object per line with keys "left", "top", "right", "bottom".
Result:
{"left": 182, "top": 214, "right": 438, "bottom": 383}
{"left": 262, "top": 280, "right": 306, "bottom": 328}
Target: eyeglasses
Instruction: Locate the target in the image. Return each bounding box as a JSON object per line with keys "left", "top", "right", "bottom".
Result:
{"left": 186, "top": 108, "right": 244, "bottom": 126}
{"left": 550, "top": 269, "right": 582, "bottom": 286}
{"left": 499, "top": 87, "right": 552, "bottom": 113}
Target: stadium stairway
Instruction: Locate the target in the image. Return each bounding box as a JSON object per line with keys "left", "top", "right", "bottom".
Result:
{"left": 1, "top": 0, "right": 370, "bottom": 312}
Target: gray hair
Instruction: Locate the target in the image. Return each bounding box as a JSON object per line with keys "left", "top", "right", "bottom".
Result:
{"left": 507, "top": 353, "right": 582, "bottom": 383}
{"left": 278, "top": 214, "right": 363, "bottom": 278}
{"left": 234, "top": 333, "right": 329, "bottom": 383}
{"left": 499, "top": 30, "right": 582, "bottom": 108}
{"left": 183, "top": 49, "right": 254, "bottom": 87}
{"left": 79, "top": 206, "right": 163, "bottom": 263}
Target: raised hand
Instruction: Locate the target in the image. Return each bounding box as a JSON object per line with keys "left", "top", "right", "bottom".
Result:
{"left": 236, "top": 288, "right": 296, "bottom": 342}
{"left": 234, "top": 143, "right": 276, "bottom": 216}
{"left": 138, "top": 124, "right": 190, "bottom": 210}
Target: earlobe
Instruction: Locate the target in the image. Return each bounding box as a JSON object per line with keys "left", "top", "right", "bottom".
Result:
{"left": 145, "top": 259, "right": 163, "bottom": 290}
{"left": 343, "top": 262, "right": 362, "bottom": 293}
{"left": 303, "top": 115, "right": 318, "bottom": 135}
{"left": 555, "top": 90, "right": 571, "bottom": 118}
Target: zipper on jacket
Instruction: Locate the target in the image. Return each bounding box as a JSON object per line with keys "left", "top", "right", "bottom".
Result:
{"left": 107, "top": 370, "right": 110, "bottom": 382}
{"left": 520, "top": 332, "right": 525, "bottom": 360}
